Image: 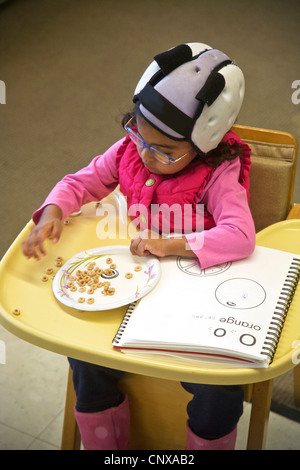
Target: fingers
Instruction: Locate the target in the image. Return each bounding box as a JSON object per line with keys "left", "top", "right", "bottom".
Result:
{"left": 22, "top": 228, "right": 48, "bottom": 260}
{"left": 48, "top": 220, "right": 62, "bottom": 244}
{"left": 130, "top": 230, "right": 163, "bottom": 257}
{"left": 22, "top": 220, "right": 62, "bottom": 261}
{"left": 130, "top": 236, "right": 151, "bottom": 257}
{"left": 130, "top": 230, "right": 150, "bottom": 256}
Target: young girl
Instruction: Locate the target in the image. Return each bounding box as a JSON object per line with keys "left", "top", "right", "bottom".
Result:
{"left": 22, "top": 42, "right": 256, "bottom": 450}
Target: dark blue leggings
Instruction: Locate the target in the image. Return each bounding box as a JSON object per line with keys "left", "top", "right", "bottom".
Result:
{"left": 68, "top": 358, "right": 244, "bottom": 439}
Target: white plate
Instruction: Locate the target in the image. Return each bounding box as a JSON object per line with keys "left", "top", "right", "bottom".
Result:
{"left": 52, "top": 246, "right": 161, "bottom": 311}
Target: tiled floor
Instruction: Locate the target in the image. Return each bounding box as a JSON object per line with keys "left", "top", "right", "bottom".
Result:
{"left": 0, "top": 325, "right": 299, "bottom": 450}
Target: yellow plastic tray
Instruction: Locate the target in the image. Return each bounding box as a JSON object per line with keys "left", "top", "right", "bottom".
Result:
{"left": 1, "top": 200, "right": 300, "bottom": 385}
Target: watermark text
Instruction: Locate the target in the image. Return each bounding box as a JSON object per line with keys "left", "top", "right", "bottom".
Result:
{"left": 0, "top": 340, "right": 6, "bottom": 364}
{"left": 291, "top": 80, "right": 300, "bottom": 104}
{"left": 95, "top": 201, "right": 204, "bottom": 251}
{"left": 0, "top": 80, "right": 6, "bottom": 104}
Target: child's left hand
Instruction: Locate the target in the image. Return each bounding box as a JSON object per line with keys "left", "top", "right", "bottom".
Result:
{"left": 130, "top": 230, "right": 168, "bottom": 258}
{"left": 130, "top": 230, "right": 197, "bottom": 259}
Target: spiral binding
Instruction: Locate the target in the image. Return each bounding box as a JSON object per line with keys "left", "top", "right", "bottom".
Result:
{"left": 113, "top": 301, "right": 138, "bottom": 345}
{"left": 261, "top": 257, "right": 300, "bottom": 363}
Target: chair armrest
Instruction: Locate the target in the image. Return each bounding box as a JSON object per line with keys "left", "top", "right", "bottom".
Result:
{"left": 287, "top": 203, "right": 300, "bottom": 219}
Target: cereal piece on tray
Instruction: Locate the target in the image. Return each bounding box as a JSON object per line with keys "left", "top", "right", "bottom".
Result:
{"left": 134, "top": 265, "right": 142, "bottom": 272}
{"left": 125, "top": 273, "right": 133, "bottom": 279}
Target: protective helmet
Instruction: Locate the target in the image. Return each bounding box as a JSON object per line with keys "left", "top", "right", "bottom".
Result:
{"left": 133, "top": 42, "right": 245, "bottom": 154}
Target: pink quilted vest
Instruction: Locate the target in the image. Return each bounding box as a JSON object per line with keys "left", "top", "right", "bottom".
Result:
{"left": 116, "top": 131, "right": 251, "bottom": 234}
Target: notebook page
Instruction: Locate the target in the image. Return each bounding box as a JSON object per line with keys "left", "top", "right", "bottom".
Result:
{"left": 115, "top": 246, "right": 299, "bottom": 363}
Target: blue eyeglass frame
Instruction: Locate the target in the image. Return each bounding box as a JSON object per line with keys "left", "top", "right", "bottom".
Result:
{"left": 124, "top": 117, "right": 193, "bottom": 165}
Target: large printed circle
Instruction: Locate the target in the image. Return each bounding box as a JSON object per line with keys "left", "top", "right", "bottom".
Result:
{"left": 215, "top": 278, "right": 266, "bottom": 309}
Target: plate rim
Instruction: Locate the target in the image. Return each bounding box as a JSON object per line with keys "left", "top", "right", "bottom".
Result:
{"left": 52, "top": 245, "right": 161, "bottom": 311}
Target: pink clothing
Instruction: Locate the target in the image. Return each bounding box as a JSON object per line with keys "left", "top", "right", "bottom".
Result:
{"left": 33, "top": 136, "right": 255, "bottom": 269}
{"left": 117, "top": 135, "right": 216, "bottom": 233}
{"left": 116, "top": 131, "right": 251, "bottom": 234}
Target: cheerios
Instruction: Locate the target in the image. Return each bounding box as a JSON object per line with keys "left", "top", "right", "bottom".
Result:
{"left": 45, "top": 268, "right": 53, "bottom": 275}
{"left": 125, "top": 273, "right": 133, "bottom": 279}
{"left": 63, "top": 257, "right": 122, "bottom": 304}
{"left": 134, "top": 265, "right": 142, "bottom": 272}
{"left": 12, "top": 308, "right": 21, "bottom": 316}
{"left": 104, "top": 269, "right": 113, "bottom": 276}
{"left": 55, "top": 261, "right": 62, "bottom": 267}
{"left": 41, "top": 275, "right": 48, "bottom": 282}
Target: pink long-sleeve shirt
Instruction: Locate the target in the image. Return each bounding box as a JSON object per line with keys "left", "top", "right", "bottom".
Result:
{"left": 33, "top": 138, "right": 256, "bottom": 268}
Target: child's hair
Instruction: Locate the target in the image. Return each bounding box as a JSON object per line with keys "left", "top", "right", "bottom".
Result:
{"left": 122, "top": 106, "right": 244, "bottom": 169}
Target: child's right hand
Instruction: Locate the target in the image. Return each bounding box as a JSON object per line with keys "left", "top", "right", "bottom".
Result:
{"left": 22, "top": 204, "right": 63, "bottom": 261}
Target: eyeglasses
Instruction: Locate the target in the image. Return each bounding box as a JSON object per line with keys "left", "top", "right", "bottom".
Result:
{"left": 124, "top": 117, "right": 193, "bottom": 165}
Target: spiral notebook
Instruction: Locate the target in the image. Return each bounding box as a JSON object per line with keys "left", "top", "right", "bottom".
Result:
{"left": 112, "top": 246, "right": 300, "bottom": 368}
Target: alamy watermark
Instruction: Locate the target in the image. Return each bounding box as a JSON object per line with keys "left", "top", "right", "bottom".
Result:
{"left": 0, "top": 340, "right": 6, "bottom": 364}
{"left": 95, "top": 201, "right": 204, "bottom": 250}
{"left": 291, "top": 80, "right": 300, "bottom": 104}
{"left": 0, "top": 80, "right": 6, "bottom": 104}
{"left": 292, "top": 340, "right": 300, "bottom": 365}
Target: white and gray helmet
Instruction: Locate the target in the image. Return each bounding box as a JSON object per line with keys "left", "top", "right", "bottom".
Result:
{"left": 133, "top": 42, "right": 245, "bottom": 154}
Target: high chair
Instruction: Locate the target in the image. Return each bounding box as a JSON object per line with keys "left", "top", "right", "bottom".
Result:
{"left": 0, "top": 124, "right": 299, "bottom": 451}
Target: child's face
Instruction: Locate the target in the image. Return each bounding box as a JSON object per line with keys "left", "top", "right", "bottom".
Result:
{"left": 135, "top": 115, "right": 197, "bottom": 175}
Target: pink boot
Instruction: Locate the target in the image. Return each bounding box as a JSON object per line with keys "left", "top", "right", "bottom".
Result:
{"left": 75, "top": 396, "right": 130, "bottom": 450}
{"left": 186, "top": 421, "right": 237, "bottom": 450}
